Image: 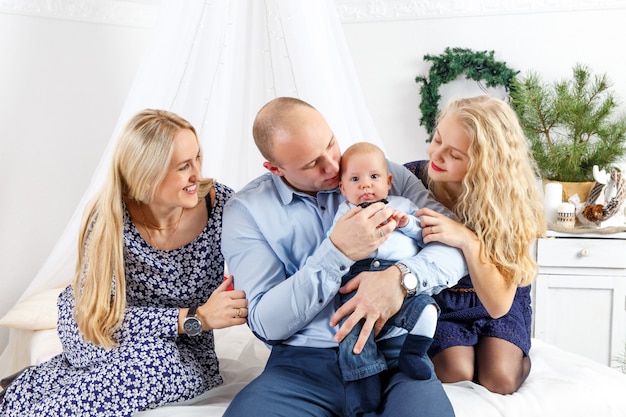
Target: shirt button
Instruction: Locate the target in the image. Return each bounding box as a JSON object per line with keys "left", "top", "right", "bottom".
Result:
{"left": 422, "top": 282, "right": 427, "bottom": 287}
{"left": 320, "top": 206, "right": 326, "bottom": 210}
{"left": 340, "top": 265, "right": 347, "bottom": 271}
{"left": 373, "top": 260, "right": 380, "bottom": 268}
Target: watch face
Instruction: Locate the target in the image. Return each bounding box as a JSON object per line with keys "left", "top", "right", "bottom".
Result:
{"left": 403, "top": 273, "right": 418, "bottom": 291}
{"left": 184, "top": 317, "right": 202, "bottom": 336}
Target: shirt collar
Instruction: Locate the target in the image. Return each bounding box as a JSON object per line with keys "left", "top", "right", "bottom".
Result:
{"left": 270, "top": 173, "right": 339, "bottom": 205}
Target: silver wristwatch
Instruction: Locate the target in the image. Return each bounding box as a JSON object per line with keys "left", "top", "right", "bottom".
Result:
{"left": 183, "top": 306, "right": 202, "bottom": 336}
{"left": 395, "top": 262, "right": 417, "bottom": 297}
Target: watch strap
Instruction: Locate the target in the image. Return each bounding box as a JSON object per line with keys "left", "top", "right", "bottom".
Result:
{"left": 395, "top": 262, "right": 411, "bottom": 276}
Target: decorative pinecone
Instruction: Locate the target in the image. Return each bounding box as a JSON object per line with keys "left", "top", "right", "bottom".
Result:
{"left": 583, "top": 204, "right": 604, "bottom": 221}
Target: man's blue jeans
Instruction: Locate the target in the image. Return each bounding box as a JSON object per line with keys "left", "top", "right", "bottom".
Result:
{"left": 337, "top": 258, "right": 436, "bottom": 381}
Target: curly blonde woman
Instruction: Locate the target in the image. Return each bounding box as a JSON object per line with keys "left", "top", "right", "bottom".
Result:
{"left": 1, "top": 109, "right": 248, "bottom": 416}
{"left": 407, "top": 95, "right": 545, "bottom": 394}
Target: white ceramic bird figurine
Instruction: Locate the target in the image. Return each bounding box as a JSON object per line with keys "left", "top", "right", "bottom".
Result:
{"left": 592, "top": 165, "right": 609, "bottom": 184}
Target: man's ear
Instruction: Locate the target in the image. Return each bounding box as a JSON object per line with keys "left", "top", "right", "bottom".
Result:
{"left": 263, "top": 161, "right": 284, "bottom": 176}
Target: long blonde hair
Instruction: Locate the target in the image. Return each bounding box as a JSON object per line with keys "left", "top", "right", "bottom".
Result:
{"left": 431, "top": 96, "right": 545, "bottom": 286}
{"left": 73, "top": 109, "right": 213, "bottom": 348}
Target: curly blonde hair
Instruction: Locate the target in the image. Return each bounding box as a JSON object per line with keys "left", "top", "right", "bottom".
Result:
{"left": 73, "top": 109, "right": 214, "bottom": 348}
{"left": 432, "top": 96, "right": 545, "bottom": 286}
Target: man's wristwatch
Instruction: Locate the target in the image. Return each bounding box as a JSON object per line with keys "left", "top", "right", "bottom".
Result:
{"left": 183, "top": 306, "right": 202, "bottom": 336}
{"left": 395, "top": 262, "right": 417, "bottom": 297}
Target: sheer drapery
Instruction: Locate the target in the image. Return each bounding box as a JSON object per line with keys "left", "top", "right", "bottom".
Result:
{"left": 18, "top": 0, "right": 382, "bottom": 300}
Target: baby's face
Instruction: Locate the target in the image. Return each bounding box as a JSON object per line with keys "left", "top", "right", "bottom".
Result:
{"left": 339, "top": 152, "right": 392, "bottom": 206}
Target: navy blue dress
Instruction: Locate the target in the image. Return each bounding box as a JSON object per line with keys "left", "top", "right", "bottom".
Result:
{"left": 0, "top": 182, "right": 233, "bottom": 417}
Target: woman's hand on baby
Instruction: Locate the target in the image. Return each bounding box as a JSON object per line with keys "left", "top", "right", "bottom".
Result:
{"left": 414, "top": 207, "right": 475, "bottom": 250}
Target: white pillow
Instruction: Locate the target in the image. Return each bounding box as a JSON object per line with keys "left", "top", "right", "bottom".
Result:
{"left": 0, "top": 287, "right": 64, "bottom": 330}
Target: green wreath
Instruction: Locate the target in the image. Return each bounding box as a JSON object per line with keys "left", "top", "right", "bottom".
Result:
{"left": 415, "top": 47, "right": 518, "bottom": 140}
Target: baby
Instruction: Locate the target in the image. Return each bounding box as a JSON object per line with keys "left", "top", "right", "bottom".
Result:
{"left": 330, "top": 142, "right": 439, "bottom": 416}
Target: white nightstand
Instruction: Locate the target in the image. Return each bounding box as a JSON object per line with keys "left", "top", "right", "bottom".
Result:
{"left": 533, "top": 230, "right": 626, "bottom": 367}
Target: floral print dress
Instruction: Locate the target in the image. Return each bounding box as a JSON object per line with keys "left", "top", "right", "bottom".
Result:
{"left": 0, "top": 182, "right": 233, "bottom": 417}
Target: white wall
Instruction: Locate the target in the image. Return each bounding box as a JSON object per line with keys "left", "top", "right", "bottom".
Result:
{"left": 342, "top": 6, "right": 626, "bottom": 164}
{"left": 0, "top": 10, "right": 154, "bottom": 350}
{"left": 1, "top": 0, "right": 626, "bottom": 354}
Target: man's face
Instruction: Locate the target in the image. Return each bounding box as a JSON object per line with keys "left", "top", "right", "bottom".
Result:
{"left": 264, "top": 106, "right": 341, "bottom": 195}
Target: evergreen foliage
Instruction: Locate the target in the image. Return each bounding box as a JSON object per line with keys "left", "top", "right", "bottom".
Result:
{"left": 510, "top": 64, "right": 626, "bottom": 182}
{"left": 415, "top": 47, "right": 518, "bottom": 140}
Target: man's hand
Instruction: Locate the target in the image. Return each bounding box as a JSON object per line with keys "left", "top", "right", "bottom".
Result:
{"left": 330, "top": 202, "right": 397, "bottom": 261}
{"left": 329, "top": 266, "right": 405, "bottom": 354}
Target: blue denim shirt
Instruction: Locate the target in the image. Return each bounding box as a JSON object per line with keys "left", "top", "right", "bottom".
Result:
{"left": 221, "top": 160, "right": 467, "bottom": 348}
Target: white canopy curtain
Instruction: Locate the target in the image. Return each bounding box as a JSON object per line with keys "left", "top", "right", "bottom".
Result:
{"left": 16, "top": 0, "right": 383, "bottom": 301}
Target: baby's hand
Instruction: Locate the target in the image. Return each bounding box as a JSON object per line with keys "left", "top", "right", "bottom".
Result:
{"left": 392, "top": 210, "right": 409, "bottom": 228}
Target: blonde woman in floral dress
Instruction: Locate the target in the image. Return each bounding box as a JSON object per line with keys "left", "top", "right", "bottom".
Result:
{"left": 0, "top": 109, "right": 247, "bottom": 416}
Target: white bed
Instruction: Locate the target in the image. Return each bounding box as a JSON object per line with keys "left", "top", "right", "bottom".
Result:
{"left": 2, "top": 288, "right": 626, "bottom": 417}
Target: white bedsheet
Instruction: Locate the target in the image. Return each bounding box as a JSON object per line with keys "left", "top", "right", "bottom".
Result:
{"left": 144, "top": 325, "right": 626, "bottom": 417}
{"left": 8, "top": 325, "right": 626, "bottom": 417}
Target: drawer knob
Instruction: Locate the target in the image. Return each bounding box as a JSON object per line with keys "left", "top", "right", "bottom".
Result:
{"left": 580, "top": 248, "right": 590, "bottom": 257}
